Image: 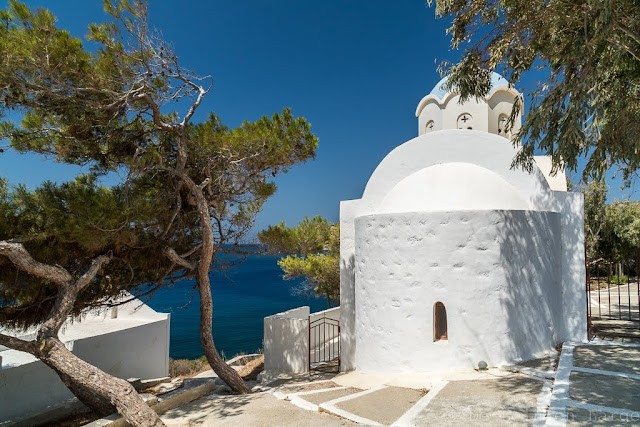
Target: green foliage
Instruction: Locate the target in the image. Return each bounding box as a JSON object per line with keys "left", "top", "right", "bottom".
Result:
{"left": 0, "top": 175, "right": 182, "bottom": 328}
{"left": 608, "top": 275, "right": 628, "bottom": 284}
{"left": 258, "top": 216, "right": 333, "bottom": 254}
{"left": 258, "top": 217, "right": 339, "bottom": 306}
{"left": 582, "top": 182, "right": 640, "bottom": 263}
{"left": 582, "top": 181, "right": 608, "bottom": 261}
{"left": 432, "top": 0, "right": 640, "bottom": 183}
{"left": 278, "top": 253, "right": 340, "bottom": 305}
{"left": 601, "top": 200, "right": 640, "bottom": 261}
{"left": 0, "top": 1, "right": 317, "bottom": 329}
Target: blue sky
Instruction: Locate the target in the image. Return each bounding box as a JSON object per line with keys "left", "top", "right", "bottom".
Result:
{"left": 0, "top": 1, "right": 637, "bottom": 236}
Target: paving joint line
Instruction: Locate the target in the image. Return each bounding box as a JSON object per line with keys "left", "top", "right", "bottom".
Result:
{"left": 319, "top": 385, "right": 386, "bottom": 426}
{"left": 390, "top": 381, "right": 448, "bottom": 427}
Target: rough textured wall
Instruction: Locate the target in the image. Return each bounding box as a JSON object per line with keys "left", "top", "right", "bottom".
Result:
{"left": 354, "top": 210, "right": 561, "bottom": 373}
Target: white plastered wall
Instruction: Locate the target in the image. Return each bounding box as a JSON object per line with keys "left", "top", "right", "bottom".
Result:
{"left": 263, "top": 306, "right": 310, "bottom": 374}
{"left": 0, "top": 301, "right": 170, "bottom": 423}
{"left": 354, "top": 210, "right": 562, "bottom": 373}
{"left": 487, "top": 89, "right": 522, "bottom": 137}
{"left": 361, "top": 131, "right": 555, "bottom": 211}
{"left": 534, "top": 156, "right": 569, "bottom": 192}
{"left": 417, "top": 87, "right": 522, "bottom": 137}
{"left": 556, "top": 191, "right": 587, "bottom": 341}
{"left": 377, "top": 163, "right": 531, "bottom": 213}
{"left": 417, "top": 100, "right": 443, "bottom": 135}
{"left": 339, "top": 129, "right": 586, "bottom": 373}
{"left": 340, "top": 199, "right": 371, "bottom": 371}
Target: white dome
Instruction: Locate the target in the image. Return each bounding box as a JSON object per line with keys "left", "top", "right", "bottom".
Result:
{"left": 377, "top": 162, "right": 531, "bottom": 213}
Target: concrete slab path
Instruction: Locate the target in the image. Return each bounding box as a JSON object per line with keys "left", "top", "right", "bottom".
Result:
{"left": 158, "top": 340, "right": 640, "bottom": 426}
{"left": 409, "top": 375, "right": 544, "bottom": 427}
{"left": 548, "top": 341, "right": 640, "bottom": 426}
{"left": 160, "top": 392, "right": 356, "bottom": 426}
{"left": 334, "top": 386, "right": 425, "bottom": 425}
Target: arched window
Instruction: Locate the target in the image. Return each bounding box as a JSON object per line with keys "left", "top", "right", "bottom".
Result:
{"left": 457, "top": 113, "right": 473, "bottom": 130}
{"left": 498, "top": 114, "right": 510, "bottom": 138}
{"left": 425, "top": 120, "right": 435, "bottom": 133}
{"left": 434, "top": 302, "right": 447, "bottom": 341}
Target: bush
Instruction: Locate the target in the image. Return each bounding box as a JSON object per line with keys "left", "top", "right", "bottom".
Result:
{"left": 169, "top": 356, "right": 209, "bottom": 378}
{"left": 608, "top": 275, "right": 628, "bottom": 284}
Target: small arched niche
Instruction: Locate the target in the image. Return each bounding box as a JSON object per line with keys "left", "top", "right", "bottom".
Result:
{"left": 498, "top": 113, "right": 510, "bottom": 138}
{"left": 425, "top": 120, "right": 435, "bottom": 133}
{"left": 457, "top": 113, "right": 473, "bottom": 130}
{"left": 434, "top": 302, "right": 447, "bottom": 341}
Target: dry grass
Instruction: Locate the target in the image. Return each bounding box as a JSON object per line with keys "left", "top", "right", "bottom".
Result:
{"left": 169, "top": 356, "right": 211, "bottom": 378}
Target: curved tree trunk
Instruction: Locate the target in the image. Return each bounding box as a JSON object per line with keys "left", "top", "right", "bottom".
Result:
{"left": 0, "top": 245, "right": 165, "bottom": 425}
{"left": 178, "top": 169, "right": 250, "bottom": 394}
{"left": 56, "top": 370, "right": 116, "bottom": 416}
{"left": 197, "top": 276, "right": 251, "bottom": 393}
{"left": 36, "top": 338, "right": 165, "bottom": 426}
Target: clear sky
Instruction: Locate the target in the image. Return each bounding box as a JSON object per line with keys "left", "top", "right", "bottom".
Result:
{"left": 0, "top": 1, "right": 637, "bottom": 237}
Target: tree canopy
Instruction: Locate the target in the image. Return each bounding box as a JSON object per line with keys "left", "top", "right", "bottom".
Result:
{"left": 582, "top": 181, "right": 640, "bottom": 263}
{"left": 432, "top": 0, "right": 640, "bottom": 183}
{"left": 258, "top": 216, "right": 339, "bottom": 307}
{"left": 0, "top": 0, "right": 317, "bottom": 422}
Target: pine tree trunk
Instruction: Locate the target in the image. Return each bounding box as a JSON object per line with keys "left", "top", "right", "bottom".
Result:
{"left": 178, "top": 169, "right": 250, "bottom": 394}
{"left": 56, "top": 369, "right": 116, "bottom": 416}
{"left": 36, "top": 337, "right": 166, "bottom": 426}
{"left": 197, "top": 276, "right": 251, "bottom": 394}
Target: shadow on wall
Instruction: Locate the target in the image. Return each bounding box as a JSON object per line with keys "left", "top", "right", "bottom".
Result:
{"left": 497, "top": 209, "right": 563, "bottom": 362}
{"left": 263, "top": 308, "right": 309, "bottom": 374}
{"left": 340, "top": 254, "right": 356, "bottom": 371}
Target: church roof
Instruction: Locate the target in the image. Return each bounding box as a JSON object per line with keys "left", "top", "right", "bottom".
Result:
{"left": 429, "top": 72, "right": 508, "bottom": 99}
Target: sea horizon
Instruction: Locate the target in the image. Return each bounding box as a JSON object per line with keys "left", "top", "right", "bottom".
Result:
{"left": 146, "top": 251, "right": 327, "bottom": 360}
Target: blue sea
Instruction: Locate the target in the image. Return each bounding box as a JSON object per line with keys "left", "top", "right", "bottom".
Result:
{"left": 146, "top": 253, "right": 327, "bottom": 360}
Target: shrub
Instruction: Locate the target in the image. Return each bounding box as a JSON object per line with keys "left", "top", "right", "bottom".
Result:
{"left": 608, "top": 275, "right": 628, "bottom": 284}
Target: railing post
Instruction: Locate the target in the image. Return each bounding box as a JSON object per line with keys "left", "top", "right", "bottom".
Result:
{"left": 586, "top": 245, "right": 591, "bottom": 340}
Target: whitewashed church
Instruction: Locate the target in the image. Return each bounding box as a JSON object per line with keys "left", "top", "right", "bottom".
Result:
{"left": 264, "top": 73, "right": 586, "bottom": 375}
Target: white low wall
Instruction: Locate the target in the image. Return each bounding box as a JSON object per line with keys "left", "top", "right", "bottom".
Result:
{"left": 263, "top": 307, "right": 310, "bottom": 374}
{"left": 263, "top": 306, "right": 342, "bottom": 374}
{"left": 0, "top": 301, "right": 170, "bottom": 423}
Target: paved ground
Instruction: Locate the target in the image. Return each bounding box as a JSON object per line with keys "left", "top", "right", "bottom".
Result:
{"left": 159, "top": 341, "right": 640, "bottom": 426}
{"left": 572, "top": 344, "right": 640, "bottom": 375}
{"left": 335, "top": 386, "right": 424, "bottom": 425}
{"left": 549, "top": 341, "right": 640, "bottom": 426}
{"left": 412, "top": 376, "right": 543, "bottom": 427}
{"left": 160, "top": 392, "right": 356, "bottom": 426}
{"left": 301, "top": 387, "right": 362, "bottom": 406}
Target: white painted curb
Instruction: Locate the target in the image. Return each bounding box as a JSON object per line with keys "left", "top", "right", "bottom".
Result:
{"left": 391, "top": 381, "right": 448, "bottom": 427}
{"left": 319, "top": 385, "right": 387, "bottom": 426}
